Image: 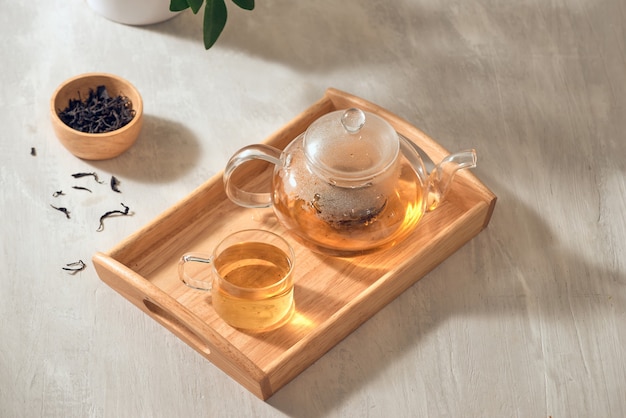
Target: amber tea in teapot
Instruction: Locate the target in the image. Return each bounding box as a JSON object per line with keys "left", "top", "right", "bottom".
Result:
{"left": 271, "top": 136, "right": 425, "bottom": 253}
{"left": 224, "top": 108, "right": 476, "bottom": 256}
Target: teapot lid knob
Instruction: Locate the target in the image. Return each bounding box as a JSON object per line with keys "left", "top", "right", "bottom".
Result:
{"left": 341, "top": 108, "right": 366, "bottom": 133}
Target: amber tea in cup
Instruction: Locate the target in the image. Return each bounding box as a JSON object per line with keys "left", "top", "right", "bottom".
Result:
{"left": 178, "top": 229, "right": 295, "bottom": 332}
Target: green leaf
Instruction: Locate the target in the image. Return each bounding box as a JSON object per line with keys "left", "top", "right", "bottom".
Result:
{"left": 203, "top": 0, "right": 228, "bottom": 49}
{"left": 232, "top": 0, "right": 254, "bottom": 11}
{"left": 188, "top": 0, "right": 205, "bottom": 14}
{"left": 169, "top": 0, "right": 190, "bottom": 12}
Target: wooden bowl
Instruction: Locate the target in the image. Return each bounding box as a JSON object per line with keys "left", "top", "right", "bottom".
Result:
{"left": 50, "top": 73, "right": 143, "bottom": 160}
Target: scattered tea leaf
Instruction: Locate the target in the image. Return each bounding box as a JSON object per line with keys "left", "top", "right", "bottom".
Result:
{"left": 52, "top": 190, "right": 65, "bottom": 197}
{"left": 110, "top": 175, "right": 121, "bottom": 193}
{"left": 71, "top": 172, "right": 104, "bottom": 183}
{"left": 62, "top": 260, "right": 86, "bottom": 274}
{"left": 50, "top": 204, "right": 71, "bottom": 219}
{"left": 72, "top": 186, "right": 92, "bottom": 193}
{"left": 96, "top": 203, "right": 131, "bottom": 232}
{"left": 31, "top": 147, "right": 37, "bottom": 156}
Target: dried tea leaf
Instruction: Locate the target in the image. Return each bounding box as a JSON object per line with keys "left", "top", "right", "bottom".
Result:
{"left": 50, "top": 204, "right": 71, "bottom": 219}
{"left": 96, "top": 203, "right": 131, "bottom": 232}
{"left": 110, "top": 175, "right": 121, "bottom": 193}
{"left": 63, "top": 260, "right": 86, "bottom": 274}
{"left": 58, "top": 86, "right": 135, "bottom": 133}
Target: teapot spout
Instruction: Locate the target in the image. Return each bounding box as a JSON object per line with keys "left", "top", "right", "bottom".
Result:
{"left": 427, "top": 149, "right": 477, "bottom": 211}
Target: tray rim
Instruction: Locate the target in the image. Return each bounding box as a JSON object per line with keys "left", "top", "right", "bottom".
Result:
{"left": 93, "top": 87, "right": 497, "bottom": 400}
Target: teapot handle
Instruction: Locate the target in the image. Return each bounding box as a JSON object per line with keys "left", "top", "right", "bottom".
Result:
{"left": 427, "top": 149, "right": 477, "bottom": 211}
{"left": 223, "top": 144, "right": 282, "bottom": 208}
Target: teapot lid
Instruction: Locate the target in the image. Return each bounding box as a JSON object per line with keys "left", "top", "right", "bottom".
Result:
{"left": 303, "top": 108, "right": 399, "bottom": 184}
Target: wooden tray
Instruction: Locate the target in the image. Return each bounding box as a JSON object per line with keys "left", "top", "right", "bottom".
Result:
{"left": 93, "top": 88, "right": 497, "bottom": 400}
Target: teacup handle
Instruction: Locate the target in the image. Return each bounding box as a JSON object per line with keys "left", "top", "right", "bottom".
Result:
{"left": 223, "top": 144, "right": 282, "bottom": 208}
{"left": 178, "top": 253, "right": 214, "bottom": 291}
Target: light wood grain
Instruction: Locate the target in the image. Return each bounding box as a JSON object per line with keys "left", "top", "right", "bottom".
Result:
{"left": 93, "top": 89, "right": 496, "bottom": 399}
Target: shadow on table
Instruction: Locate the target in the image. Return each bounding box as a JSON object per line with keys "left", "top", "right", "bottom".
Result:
{"left": 145, "top": 0, "right": 431, "bottom": 73}
{"left": 265, "top": 173, "right": 623, "bottom": 417}
{"left": 87, "top": 114, "right": 201, "bottom": 184}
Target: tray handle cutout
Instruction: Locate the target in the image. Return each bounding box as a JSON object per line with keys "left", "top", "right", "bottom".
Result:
{"left": 93, "top": 252, "right": 270, "bottom": 398}
{"left": 143, "top": 297, "right": 212, "bottom": 356}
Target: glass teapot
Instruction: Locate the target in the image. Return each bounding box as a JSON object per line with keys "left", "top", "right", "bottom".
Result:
{"left": 224, "top": 108, "right": 476, "bottom": 256}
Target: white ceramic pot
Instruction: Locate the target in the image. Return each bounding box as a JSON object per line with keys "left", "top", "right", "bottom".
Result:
{"left": 87, "top": 0, "right": 180, "bottom": 26}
